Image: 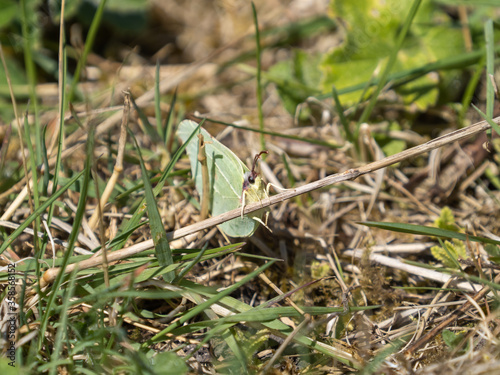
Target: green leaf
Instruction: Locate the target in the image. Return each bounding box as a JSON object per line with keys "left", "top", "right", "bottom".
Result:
{"left": 178, "top": 120, "right": 263, "bottom": 237}
{"left": 320, "top": 0, "right": 465, "bottom": 109}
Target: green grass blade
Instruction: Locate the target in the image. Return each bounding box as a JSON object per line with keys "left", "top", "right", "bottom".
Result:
{"left": 20, "top": 0, "right": 41, "bottom": 163}
{"left": 472, "top": 104, "right": 500, "bottom": 137}
{"left": 164, "top": 88, "right": 178, "bottom": 151}
{"left": 281, "top": 153, "right": 295, "bottom": 187}
{"left": 361, "top": 221, "right": 500, "bottom": 246}
{"left": 23, "top": 111, "right": 40, "bottom": 246}
{"left": 172, "top": 305, "right": 377, "bottom": 334}
{"left": 130, "top": 95, "right": 162, "bottom": 143}
{"left": 145, "top": 259, "right": 276, "bottom": 346}
{"left": 437, "top": 237, "right": 463, "bottom": 270}
{"left": 173, "top": 243, "right": 209, "bottom": 282}
{"left": 459, "top": 55, "right": 484, "bottom": 126}
{"left": 210, "top": 306, "right": 374, "bottom": 323}
{"left": 198, "top": 116, "right": 340, "bottom": 149}
{"left": 41, "top": 125, "right": 50, "bottom": 195}
{"left": 155, "top": 60, "right": 163, "bottom": 138}
{"left": 220, "top": 327, "right": 248, "bottom": 372}
{"left": 44, "top": 28, "right": 68, "bottom": 246}
{"left": 48, "top": 266, "right": 78, "bottom": 375}
{"left": 463, "top": 273, "right": 500, "bottom": 292}
{"left": 38, "top": 125, "right": 95, "bottom": 350}
{"left": 485, "top": 19, "right": 494, "bottom": 120}
{"left": 357, "top": 0, "right": 422, "bottom": 128}
{"left": 0, "top": 121, "right": 11, "bottom": 176}
{"left": 69, "top": 0, "right": 108, "bottom": 101}
{"left": 331, "top": 85, "right": 353, "bottom": 144}
{"left": 129, "top": 129, "right": 174, "bottom": 282}
{"left": 359, "top": 339, "right": 406, "bottom": 375}
{"left": 251, "top": 2, "right": 265, "bottom": 151}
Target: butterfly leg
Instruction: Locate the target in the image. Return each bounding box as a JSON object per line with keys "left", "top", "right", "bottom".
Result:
{"left": 240, "top": 190, "right": 247, "bottom": 219}
{"left": 251, "top": 214, "right": 272, "bottom": 233}
{"left": 265, "top": 182, "right": 288, "bottom": 206}
{"left": 266, "top": 182, "right": 287, "bottom": 195}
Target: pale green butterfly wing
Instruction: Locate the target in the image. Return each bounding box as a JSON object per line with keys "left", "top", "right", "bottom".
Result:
{"left": 178, "top": 120, "right": 259, "bottom": 237}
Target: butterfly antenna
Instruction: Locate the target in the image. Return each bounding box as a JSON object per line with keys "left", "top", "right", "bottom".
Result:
{"left": 252, "top": 150, "right": 268, "bottom": 173}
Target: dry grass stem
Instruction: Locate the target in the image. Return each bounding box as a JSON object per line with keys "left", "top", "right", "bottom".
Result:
{"left": 38, "top": 115, "right": 499, "bottom": 286}
{"left": 88, "top": 92, "right": 130, "bottom": 229}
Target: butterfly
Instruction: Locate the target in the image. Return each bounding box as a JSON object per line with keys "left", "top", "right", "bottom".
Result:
{"left": 178, "top": 120, "right": 270, "bottom": 237}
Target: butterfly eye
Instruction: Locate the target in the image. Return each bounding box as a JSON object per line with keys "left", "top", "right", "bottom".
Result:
{"left": 243, "top": 151, "right": 267, "bottom": 192}
{"left": 242, "top": 171, "right": 253, "bottom": 191}
{"left": 243, "top": 171, "right": 256, "bottom": 186}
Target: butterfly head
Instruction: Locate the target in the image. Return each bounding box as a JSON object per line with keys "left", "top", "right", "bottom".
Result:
{"left": 242, "top": 150, "right": 268, "bottom": 193}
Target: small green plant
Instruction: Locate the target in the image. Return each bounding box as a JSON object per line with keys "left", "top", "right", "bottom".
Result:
{"left": 430, "top": 207, "right": 470, "bottom": 269}
{"left": 430, "top": 239, "right": 468, "bottom": 269}
{"left": 433, "top": 206, "right": 460, "bottom": 232}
